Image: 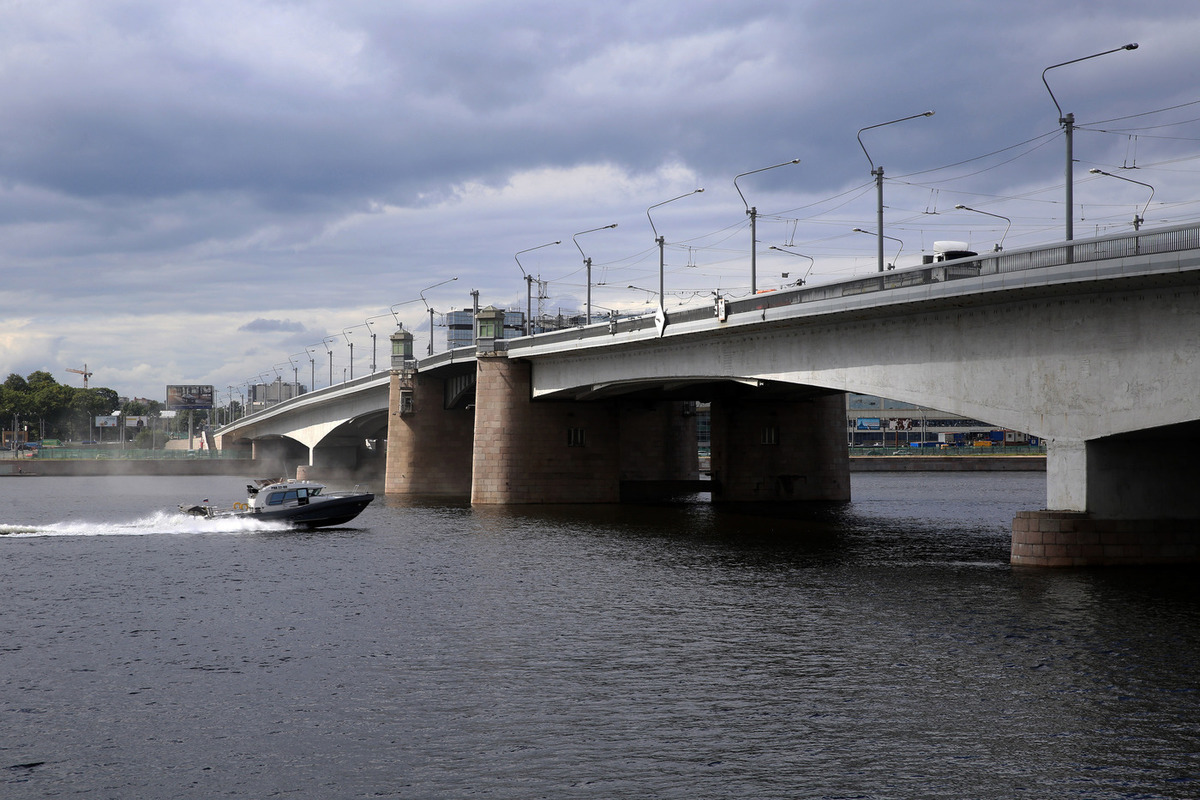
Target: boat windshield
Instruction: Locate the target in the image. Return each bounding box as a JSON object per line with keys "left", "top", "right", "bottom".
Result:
{"left": 267, "top": 488, "right": 309, "bottom": 506}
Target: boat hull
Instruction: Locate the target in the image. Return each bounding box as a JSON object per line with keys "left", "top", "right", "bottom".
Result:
{"left": 183, "top": 492, "right": 374, "bottom": 529}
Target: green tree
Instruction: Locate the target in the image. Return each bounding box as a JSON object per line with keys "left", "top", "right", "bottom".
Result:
{"left": 3, "top": 373, "right": 30, "bottom": 392}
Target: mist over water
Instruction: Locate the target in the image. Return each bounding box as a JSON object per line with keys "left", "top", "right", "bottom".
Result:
{"left": 2, "top": 473, "right": 1197, "bottom": 799}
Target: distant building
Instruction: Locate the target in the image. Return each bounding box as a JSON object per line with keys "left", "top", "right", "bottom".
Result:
{"left": 249, "top": 379, "right": 305, "bottom": 411}
{"left": 845, "top": 393, "right": 1035, "bottom": 448}
{"left": 446, "top": 309, "right": 526, "bottom": 348}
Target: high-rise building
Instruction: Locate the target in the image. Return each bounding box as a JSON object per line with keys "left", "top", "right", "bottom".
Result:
{"left": 446, "top": 309, "right": 526, "bottom": 348}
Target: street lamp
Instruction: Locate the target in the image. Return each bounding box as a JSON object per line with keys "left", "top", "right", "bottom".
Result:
{"left": 768, "top": 245, "right": 815, "bottom": 285}
{"left": 322, "top": 336, "right": 337, "bottom": 387}
{"left": 1088, "top": 168, "right": 1154, "bottom": 231}
{"left": 853, "top": 228, "right": 904, "bottom": 270}
{"left": 342, "top": 326, "right": 367, "bottom": 382}
{"left": 515, "top": 241, "right": 560, "bottom": 336}
{"left": 647, "top": 188, "right": 704, "bottom": 315}
{"left": 857, "top": 111, "right": 934, "bottom": 273}
{"left": 418, "top": 277, "right": 459, "bottom": 356}
{"left": 573, "top": 224, "right": 618, "bottom": 324}
{"left": 734, "top": 159, "right": 800, "bottom": 294}
{"left": 304, "top": 345, "right": 318, "bottom": 391}
{"left": 364, "top": 313, "right": 394, "bottom": 374}
{"left": 287, "top": 353, "right": 305, "bottom": 391}
{"left": 1042, "top": 43, "right": 1138, "bottom": 241}
{"left": 954, "top": 204, "right": 1012, "bottom": 251}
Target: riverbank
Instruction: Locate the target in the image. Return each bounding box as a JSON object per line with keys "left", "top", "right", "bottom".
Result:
{"left": 1, "top": 458, "right": 262, "bottom": 477}
{"left": 850, "top": 455, "right": 1045, "bottom": 471}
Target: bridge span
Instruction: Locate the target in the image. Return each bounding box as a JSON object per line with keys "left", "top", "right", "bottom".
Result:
{"left": 219, "top": 223, "right": 1200, "bottom": 566}
{"left": 218, "top": 371, "right": 391, "bottom": 476}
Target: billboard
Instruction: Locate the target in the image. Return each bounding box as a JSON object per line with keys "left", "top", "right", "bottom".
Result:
{"left": 95, "top": 415, "right": 119, "bottom": 428}
{"left": 856, "top": 417, "right": 881, "bottom": 431}
{"left": 166, "top": 384, "right": 214, "bottom": 410}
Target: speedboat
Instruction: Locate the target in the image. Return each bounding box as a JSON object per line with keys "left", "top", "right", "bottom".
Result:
{"left": 180, "top": 478, "right": 374, "bottom": 528}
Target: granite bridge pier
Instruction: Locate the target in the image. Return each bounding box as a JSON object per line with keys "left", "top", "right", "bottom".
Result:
{"left": 218, "top": 224, "right": 1200, "bottom": 567}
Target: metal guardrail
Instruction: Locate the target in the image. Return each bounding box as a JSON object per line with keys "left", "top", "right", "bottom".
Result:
{"left": 848, "top": 445, "right": 1047, "bottom": 457}
{"left": 513, "top": 221, "right": 1200, "bottom": 350}
{"left": 5, "top": 448, "right": 253, "bottom": 461}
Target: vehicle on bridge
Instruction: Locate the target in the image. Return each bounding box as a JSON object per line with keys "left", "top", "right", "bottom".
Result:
{"left": 180, "top": 478, "right": 374, "bottom": 528}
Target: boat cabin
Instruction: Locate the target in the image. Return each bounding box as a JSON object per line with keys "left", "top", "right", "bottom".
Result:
{"left": 247, "top": 479, "right": 326, "bottom": 511}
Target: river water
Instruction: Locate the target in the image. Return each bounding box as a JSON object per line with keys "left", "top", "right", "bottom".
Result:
{"left": 1, "top": 473, "right": 1197, "bottom": 799}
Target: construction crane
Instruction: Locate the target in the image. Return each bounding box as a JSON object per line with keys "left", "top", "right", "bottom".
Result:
{"left": 67, "top": 364, "right": 93, "bottom": 388}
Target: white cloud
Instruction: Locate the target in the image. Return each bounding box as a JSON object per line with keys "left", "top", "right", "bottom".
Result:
{"left": 1, "top": 0, "right": 1199, "bottom": 399}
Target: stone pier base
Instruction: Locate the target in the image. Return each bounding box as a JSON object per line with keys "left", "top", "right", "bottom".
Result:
{"left": 1012, "top": 511, "right": 1200, "bottom": 566}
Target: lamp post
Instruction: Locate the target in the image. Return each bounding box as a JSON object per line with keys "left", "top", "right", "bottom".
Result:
{"left": 768, "top": 245, "right": 815, "bottom": 285}
{"left": 573, "top": 224, "right": 618, "bottom": 324}
{"left": 304, "top": 346, "right": 318, "bottom": 391}
{"left": 515, "top": 241, "right": 561, "bottom": 336}
{"left": 418, "top": 277, "right": 459, "bottom": 356}
{"left": 342, "top": 328, "right": 356, "bottom": 381}
{"left": 287, "top": 353, "right": 305, "bottom": 391}
{"left": 853, "top": 228, "right": 904, "bottom": 270}
{"left": 734, "top": 159, "right": 800, "bottom": 294}
{"left": 954, "top": 204, "right": 1012, "bottom": 250}
{"left": 647, "top": 188, "right": 704, "bottom": 314}
{"left": 1088, "top": 168, "right": 1154, "bottom": 231}
{"left": 1042, "top": 43, "right": 1138, "bottom": 241}
{"left": 364, "top": 313, "right": 393, "bottom": 374}
{"left": 322, "top": 337, "right": 337, "bottom": 387}
{"left": 857, "top": 111, "right": 933, "bottom": 273}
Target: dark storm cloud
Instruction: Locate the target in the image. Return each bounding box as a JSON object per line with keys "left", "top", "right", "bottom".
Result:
{"left": 1, "top": 0, "right": 1197, "bottom": 398}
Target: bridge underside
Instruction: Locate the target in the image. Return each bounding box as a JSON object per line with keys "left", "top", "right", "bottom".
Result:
{"left": 523, "top": 275, "right": 1200, "bottom": 566}
{"left": 387, "top": 357, "right": 850, "bottom": 506}
{"left": 223, "top": 410, "right": 388, "bottom": 481}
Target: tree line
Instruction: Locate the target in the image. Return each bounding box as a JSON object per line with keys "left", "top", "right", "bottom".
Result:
{"left": 0, "top": 371, "right": 202, "bottom": 447}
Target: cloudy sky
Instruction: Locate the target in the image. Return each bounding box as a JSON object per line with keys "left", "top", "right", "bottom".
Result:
{"left": 3, "top": 0, "right": 1198, "bottom": 403}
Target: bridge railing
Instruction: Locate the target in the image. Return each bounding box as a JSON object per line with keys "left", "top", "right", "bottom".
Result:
{"left": 512, "top": 221, "right": 1200, "bottom": 349}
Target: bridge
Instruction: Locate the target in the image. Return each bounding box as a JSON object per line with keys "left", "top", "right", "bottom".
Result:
{"left": 218, "top": 371, "right": 392, "bottom": 475}
{"left": 218, "top": 223, "right": 1200, "bottom": 566}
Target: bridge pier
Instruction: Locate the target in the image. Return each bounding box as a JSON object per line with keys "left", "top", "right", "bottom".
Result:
{"left": 471, "top": 355, "right": 621, "bottom": 503}
{"left": 1013, "top": 431, "right": 1200, "bottom": 566}
{"left": 709, "top": 393, "right": 850, "bottom": 504}
{"left": 385, "top": 370, "right": 474, "bottom": 497}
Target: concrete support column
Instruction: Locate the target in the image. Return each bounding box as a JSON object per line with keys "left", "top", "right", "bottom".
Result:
{"left": 1015, "top": 434, "right": 1200, "bottom": 566}
{"left": 709, "top": 392, "right": 850, "bottom": 503}
{"left": 385, "top": 370, "right": 473, "bottom": 497}
{"left": 471, "top": 355, "right": 620, "bottom": 504}
{"left": 1045, "top": 438, "right": 1087, "bottom": 511}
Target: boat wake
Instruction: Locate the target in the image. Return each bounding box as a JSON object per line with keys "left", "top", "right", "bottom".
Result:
{"left": 0, "top": 510, "right": 292, "bottom": 538}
